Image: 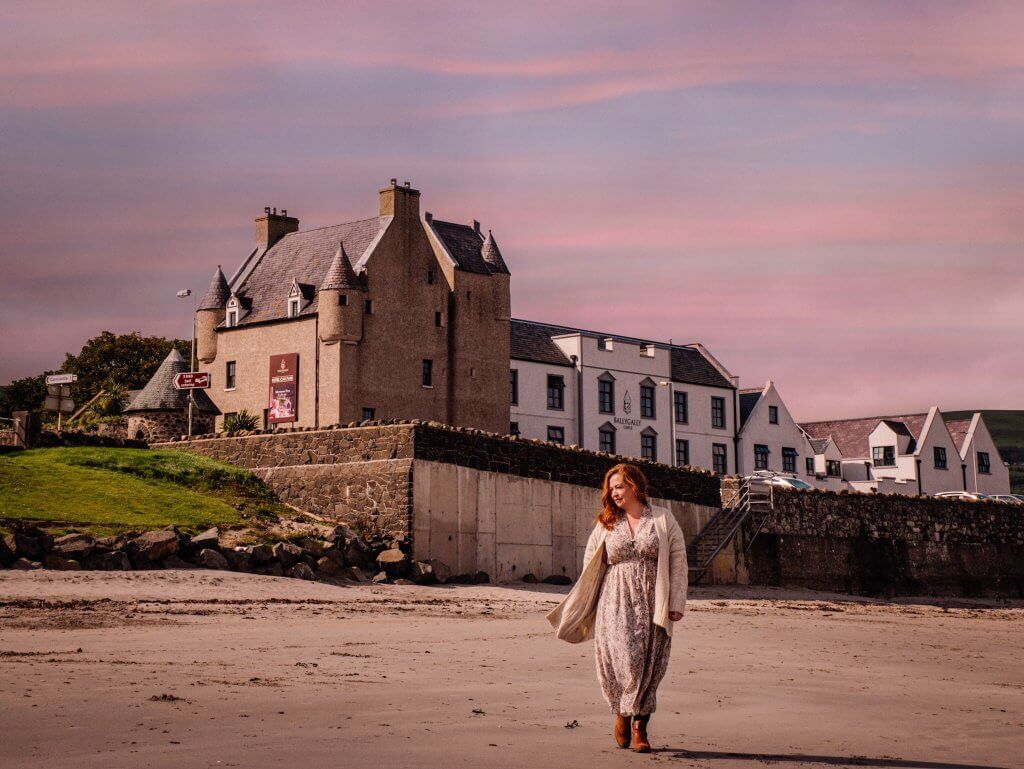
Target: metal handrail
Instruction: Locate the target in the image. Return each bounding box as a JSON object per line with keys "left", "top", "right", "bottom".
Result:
{"left": 689, "top": 480, "right": 775, "bottom": 582}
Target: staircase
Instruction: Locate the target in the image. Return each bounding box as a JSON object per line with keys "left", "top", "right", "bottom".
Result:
{"left": 687, "top": 479, "right": 773, "bottom": 584}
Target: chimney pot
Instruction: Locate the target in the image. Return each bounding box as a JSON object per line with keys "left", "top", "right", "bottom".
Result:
{"left": 282, "top": 209, "right": 287, "bottom": 216}
{"left": 264, "top": 206, "right": 271, "bottom": 215}
{"left": 472, "top": 220, "right": 480, "bottom": 234}
{"left": 390, "top": 178, "right": 397, "bottom": 186}
{"left": 404, "top": 181, "right": 411, "bottom": 188}
{"left": 424, "top": 211, "right": 433, "bottom": 222}
{"left": 272, "top": 207, "right": 277, "bottom": 215}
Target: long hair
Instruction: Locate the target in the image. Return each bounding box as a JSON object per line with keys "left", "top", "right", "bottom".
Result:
{"left": 598, "top": 463, "right": 650, "bottom": 530}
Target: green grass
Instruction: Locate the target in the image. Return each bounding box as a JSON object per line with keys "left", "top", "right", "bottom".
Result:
{"left": 0, "top": 447, "right": 292, "bottom": 535}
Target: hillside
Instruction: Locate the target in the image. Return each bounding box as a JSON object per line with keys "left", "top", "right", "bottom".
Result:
{"left": 945, "top": 410, "right": 1024, "bottom": 492}
{"left": 0, "top": 446, "right": 295, "bottom": 535}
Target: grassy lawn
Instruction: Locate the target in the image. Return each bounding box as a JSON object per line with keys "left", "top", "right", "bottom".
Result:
{"left": 0, "top": 447, "right": 292, "bottom": 535}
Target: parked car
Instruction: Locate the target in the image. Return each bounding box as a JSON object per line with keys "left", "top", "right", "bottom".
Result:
{"left": 988, "top": 494, "right": 1024, "bottom": 505}
{"left": 934, "top": 491, "right": 990, "bottom": 502}
{"left": 744, "top": 471, "right": 814, "bottom": 491}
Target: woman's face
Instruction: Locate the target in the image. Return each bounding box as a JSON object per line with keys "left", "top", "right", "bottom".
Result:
{"left": 608, "top": 472, "right": 637, "bottom": 509}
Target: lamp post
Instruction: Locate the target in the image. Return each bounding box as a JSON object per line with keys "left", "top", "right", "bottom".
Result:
{"left": 176, "top": 288, "right": 196, "bottom": 437}
{"left": 658, "top": 380, "right": 677, "bottom": 467}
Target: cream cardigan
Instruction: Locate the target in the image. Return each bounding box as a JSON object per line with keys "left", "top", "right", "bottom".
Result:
{"left": 546, "top": 505, "right": 688, "bottom": 643}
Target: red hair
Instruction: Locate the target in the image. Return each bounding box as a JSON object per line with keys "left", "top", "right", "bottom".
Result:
{"left": 598, "top": 463, "right": 650, "bottom": 530}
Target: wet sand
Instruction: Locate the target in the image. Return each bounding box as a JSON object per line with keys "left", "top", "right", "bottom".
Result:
{"left": 1, "top": 570, "right": 1021, "bottom": 769}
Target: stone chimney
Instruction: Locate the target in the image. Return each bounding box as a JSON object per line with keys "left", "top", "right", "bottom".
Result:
{"left": 255, "top": 207, "right": 299, "bottom": 250}
{"left": 379, "top": 179, "right": 420, "bottom": 221}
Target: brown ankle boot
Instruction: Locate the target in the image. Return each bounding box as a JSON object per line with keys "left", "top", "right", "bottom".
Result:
{"left": 614, "top": 714, "right": 631, "bottom": 748}
{"left": 631, "top": 714, "right": 651, "bottom": 753}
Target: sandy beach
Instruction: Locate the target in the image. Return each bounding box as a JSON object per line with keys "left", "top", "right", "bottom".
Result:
{"left": 0, "top": 571, "right": 1021, "bottom": 769}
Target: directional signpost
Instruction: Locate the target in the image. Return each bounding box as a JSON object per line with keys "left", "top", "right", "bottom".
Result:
{"left": 173, "top": 371, "right": 210, "bottom": 438}
{"left": 44, "top": 374, "right": 77, "bottom": 430}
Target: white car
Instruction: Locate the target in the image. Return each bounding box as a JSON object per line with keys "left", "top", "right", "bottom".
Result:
{"left": 988, "top": 494, "right": 1024, "bottom": 505}
{"left": 744, "top": 471, "right": 814, "bottom": 491}
{"left": 934, "top": 491, "right": 990, "bottom": 502}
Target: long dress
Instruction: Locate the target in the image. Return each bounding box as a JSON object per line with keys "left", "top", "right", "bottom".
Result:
{"left": 594, "top": 506, "right": 672, "bottom": 716}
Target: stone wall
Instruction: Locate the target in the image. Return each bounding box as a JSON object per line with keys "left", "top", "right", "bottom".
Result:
{"left": 128, "top": 412, "right": 216, "bottom": 443}
{"left": 729, "top": 482, "right": 1024, "bottom": 597}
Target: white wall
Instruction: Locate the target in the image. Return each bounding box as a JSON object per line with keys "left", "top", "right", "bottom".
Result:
{"left": 962, "top": 416, "right": 1012, "bottom": 495}
{"left": 509, "top": 359, "right": 576, "bottom": 444}
{"left": 914, "top": 409, "right": 963, "bottom": 496}
{"left": 737, "top": 382, "right": 816, "bottom": 483}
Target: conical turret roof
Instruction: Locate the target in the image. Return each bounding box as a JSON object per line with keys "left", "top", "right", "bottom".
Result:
{"left": 481, "top": 230, "right": 509, "bottom": 275}
{"left": 198, "top": 266, "right": 231, "bottom": 310}
{"left": 124, "top": 349, "right": 220, "bottom": 414}
{"left": 320, "top": 243, "right": 362, "bottom": 291}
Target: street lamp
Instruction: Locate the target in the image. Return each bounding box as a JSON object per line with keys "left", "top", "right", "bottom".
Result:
{"left": 177, "top": 288, "right": 196, "bottom": 437}
{"left": 658, "top": 380, "right": 677, "bottom": 467}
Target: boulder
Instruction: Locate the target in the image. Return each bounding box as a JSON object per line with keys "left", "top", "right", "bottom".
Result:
{"left": 91, "top": 551, "right": 131, "bottom": 571}
{"left": 11, "top": 558, "right": 41, "bottom": 570}
{"left": 225, "top": 549, "right": 254, "bottom": 573}
{"left": 190, "top": 528, "right": 220, "bottom": 550}
{"left": 247, "top": 544, "right": 274, "bottom": 566}
{"left": 521, "top": 573, "right": 539, "bottom": 584}
{"left": 272, "top": 542, "right": 304, "bottom": 569}
{"left": 0, "top": 535, "right": 14, "bottom": 568}
{"left": 11, "top": 530, "right": 51, "bottom": 560}
{"left": 542, "top": 574, "right": 573, "bottom": 586}
{"left": 329, "top": 524, "right": 357, "bottom": 544}
{"left": 393, "top": 578, "right": 415, "bottom": 585}
{"left": 162, "top": 554, "right": 195, "bottom": 570}
{"left": 287, "top": 562, "right": 315, "bottom": 581}
{"left": 376, "top": 548, "right": 407, "bottom": 576}
{"left": 410, "top": 561, "right": 436, "bottom": 585}
{"left": 52, "top": 533, "right": 96, "bottom": 560}
{"left": 427, "top": 559, "right": 452, "bottom": 584}
{"left": 298, "top": 539, "right": 326, "bottom": 559}
{"left": 94, "top": 535, "right": 126, "bottom": 553}
{"left": 315, "top": 556, "right": 340, "bottom": 578}
{"left": 446, "top": 573, "right": 475, "bottom": 584}
{"left": 131, "top": 530, "right": 179, "bottom": 563}
{"left": 43, "top": 555, "right": 81, "bottom": 570}
{"left": 339, "top": 566, "right": 368, "bottom": 583}
{"left": 372, "top": 570, "right": 389, "bottom": 584}
{"left": 344, "top": 538, "right": 374, "bottom": 570}
{"left": 197, "top": 549, "right": 229, "bottom": 570}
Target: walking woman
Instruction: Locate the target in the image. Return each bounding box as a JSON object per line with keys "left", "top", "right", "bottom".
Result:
{"left": 547, "top": 462, "right": 688, "bottom": 752}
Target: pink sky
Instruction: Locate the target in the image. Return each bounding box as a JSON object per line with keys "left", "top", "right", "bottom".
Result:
{"left": 1, "top": 1, "right": 1021, "bottom": 420}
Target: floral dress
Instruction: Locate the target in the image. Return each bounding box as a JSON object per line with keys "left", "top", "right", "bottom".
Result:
{"left": 593, "top": 506, "right": 672, "bottom": 716}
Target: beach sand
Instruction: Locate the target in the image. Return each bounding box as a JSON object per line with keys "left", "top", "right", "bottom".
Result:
{"left": 1, "top": 570, "right": 1021, "bottom": 769}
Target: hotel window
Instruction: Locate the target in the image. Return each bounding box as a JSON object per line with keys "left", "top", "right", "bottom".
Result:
{"left": 364, "top": 299, "right": 373, "bottom": 314}
{"left": 510, "top": 369, "right": 519, "bottom": 406}
{"left": 641, "top": 431, "right": 657, "bottom": 462}
{"left": 547, "top": 426, "right": 565, "bottom": 445}
{"left": 362, "top": 407, "right": 375, "bottom": 421}
{"left": 640, "top": 383, "right": 655, "bottom": 419}
{"left": 782, "top": 447, "right": 797, "bottom": 473}
{"left": 711, "top": 397, "right": 726, "bottom": 429}
{"left": 509, "top": 421, "right": 520, "bottom": 437}
{"left": 827, "top": 460, "right": 841, "bottom": 478}
{"left": 435, "top": 311, "right": 442, "bottom": 327}
{"left": 674, "top": 391, "right": 688, "bottom": 424}
{"left": 422, "top": 359, "right": 433, "bottom": 387}
{"left": 598, "top": 375, "right": 614, "bottom": 414}
{"left": 933, "top": 446, "right": 947, "bottom": 469}
{"left": 225, "top": 361, "right": 236, "bottom": 389}
{"left": 769, "top": 406, "right": 778, "bottom": 424}
{"left": 977, "top": 451, "right": 991, "bottom": 474}
{"left": 547, "top": 375, "right": 565, "bottom": 410}
{"left": 226, "top": 309, "right": 238, "bottom": 328}
{"left": 712, "top": 444, "right": 728, "bottom": 474}
{"left": 599, "top": 426, "right": 616, "bottom": 454}
{"left": 806, "top": 457, "right": 815, "bottom": 476}
{"left": 288, "top": 297, "right": 300, "bottom": 318}
{"left": 675, "top": 439, "right": 689, "bottom": 467}
{"left": 754, "top": 444, "right": 771, "bottom": 470}
{"left": 872, "top": 445, "right": 895, "bottom": 467}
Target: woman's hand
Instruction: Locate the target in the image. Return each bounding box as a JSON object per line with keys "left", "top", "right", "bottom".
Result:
{"left": 668, "top": 611, "right": 683, "bottom": 622}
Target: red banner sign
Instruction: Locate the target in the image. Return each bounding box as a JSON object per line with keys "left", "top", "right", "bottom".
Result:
{"left": 173, "top": 372, "right": 211, "bottom": 389}
{"left": 268, "top": 353, "right": 299, "bottom": 424}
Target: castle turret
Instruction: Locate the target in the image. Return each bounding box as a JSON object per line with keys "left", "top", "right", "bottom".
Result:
{"left": 197, "top": 266, "right": 230, "bottom": 364}
{"left": 318, "top": 242, "right": 363, "bottom": 344}
{"left": 481, "top": 230, "right": 511, "bottom": 321}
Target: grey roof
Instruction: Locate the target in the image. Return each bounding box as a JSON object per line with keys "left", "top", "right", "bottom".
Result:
{"left": 801, "top": 413, "right": 929, "bottom": 459}
{"left": 199, "top": 266, "right": 230, "bottom": 311}
{"left": 428, "top": 219, "right": 492, "bottom": 274}
{"left": 738, "top": 389, "right": 762, "bottom": 427}
{"left": 320, "top": 243, "right": 361, "bottom": 291}
{"left": 124, "top": 349, "right": 220, "bottom": 414}
{"left": 670, "top": 347, "right": 734, "bottom": 389}
{"left": 481, "top": 230, "right": 510, "bottom": 275}
{"left": 229, "top": 217, "right": 384, "bottom": 326}
{"left": 510, "top": 320, "right": 575, "bottom": 366}
{"left": 807, "top": 437, "right": 830, "bottom": 454}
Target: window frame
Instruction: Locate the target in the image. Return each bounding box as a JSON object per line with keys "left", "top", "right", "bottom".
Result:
{"left": 675, "top": 438, "right": 689, "bottom": 467}
{"left": 225, "top": 360, "right": 236, "bottom": 390}
{"left": 547, "top": 425, "right": 565, "bottom": 445}
{"left": 362, "top": 407, "right": 375, "bottom": 421}
{"left": 674, "top": 390, "right": 688, "bottom": 424}
{"left": 711, "top": 396, "right": 726, "bottom": 429}
{"left": 288, "top": 296, "right": 301, "bottom": 318}
{"left": 754, "top": 444, "right": 771, "bottom": 470}
{"left": 782, "top": 446, "right": 797, "bottom": 473}
{"left": 826, "top": 459, "right": 841, "bottom": 478}
{"left": 768, "top": 405, "right": 779, "bottom": 425}
{"left": 510, "top": 369, "right": 519, "bottom": 406}
{"left": 872, "top": 445, "right": 896, "bottom": 467}
{"left": 640, "top": 383, "right": 656, "bottom": 419}
{"left": 598, "top": 377, "right": 615, "bottom": 414}
{"left": 599, "top": 427, "right": 616, "bottom": 454}
{"left": 640, "top": 432, "right": 657, "bottom": 462}
{"left": 977, "top": 451, "right": 991, "bottom": 474}
{"left": 546, "top": 374, "right": 565, "bottom": 411}
{"left": 712, "top": 443, "right": 728, "bottom": 474}
{"left": 422, "top": 359, "right": 433, "bottom": 388}
{"left": 806, "top": 457, "right": 815, "bottom": 476}
{"left": 933, "top": 446, "right": 947, "bottom": 469}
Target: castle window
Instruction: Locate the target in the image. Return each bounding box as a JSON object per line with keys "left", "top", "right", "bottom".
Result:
{"left": 755, "top": 444, "right": 771, "bottom": 470}
{"left": 466, "top": 290, "right": 471, "bottom": 300}
{"left": 427, "top": 269, "right": 435, "bottom": 284}
{"left": 288, "top": 297, "right": 300, "bottom": 318}
{"left": 339, "top": 294, "right": 348, "bottom": 306}
{"left": 226, "top": 309, "right": 238, "bottom": 328}
{"left": 782, "top": 447, "right": 797, "bottom": 473}
{"left": 769, "top": 405, "right": 778, "bottom": 424}
{"left": 364, "top": 299, "right": 373, "bottom": 314}
{"left": 422, "top": 359, "right": 433, "bottom": 387}
{"left": 362, "top": 407, "right": 375, "bottom": 421}
{"left": 225, "top": 361, "right": 236, "bottom": 389}
{"left": 435, "top": 311, "right": 442, "bottom": 327}
{"left": 547, "top": 426, "right": 565, "bottom": 445}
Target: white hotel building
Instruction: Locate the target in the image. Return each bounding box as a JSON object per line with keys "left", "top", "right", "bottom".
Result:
{"left": 509, "top": 319, "right": 739, "bottom": 475}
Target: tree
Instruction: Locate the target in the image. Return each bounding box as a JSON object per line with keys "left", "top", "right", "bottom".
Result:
{"left": 60, "top": 331, "right": 191, "bottom": 404}
{"left": 0, "top": 373, "right": 50, "bottom": 418}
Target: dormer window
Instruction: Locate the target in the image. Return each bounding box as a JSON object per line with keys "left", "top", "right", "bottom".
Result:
{"left": 287, "top": 278, "right": 303, "bottom": 318}
{"left": 598, "top": 337, "right": 614, "bottom": 351}
{"left": 288, "top": 297, "right": 300, "bottom": 318}
{"left": 226, "top": 309, "right": 238, "bottom": 328}
{"left": 640, "top": 343, "right": 655, "bottom": 358}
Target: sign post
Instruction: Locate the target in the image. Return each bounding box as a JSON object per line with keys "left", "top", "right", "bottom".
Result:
{"left": 173, "top": 372, "right": 211, "bottom": 438}
{"left": 44, "top": 374, "right": 77, "bottom": 430}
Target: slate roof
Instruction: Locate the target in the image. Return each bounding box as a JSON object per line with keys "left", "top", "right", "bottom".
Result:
{"left": 229, "top": 217, "right": 383, "bottom": 326}
{"left": 319, "top": 243, "right": 361, "bottom": 291}
{"left": 481, "top": 230, "right": 510, "bottom": 275}
{"left": 199, "top": 266, "right": 231, "bottom": 310}
{"left": 807, "top": 437, "right": 831, "bottom": 455}
{"left": 738, "top": 387, "right": 763, "bottom": 427}
{"left": 944, "top": 418, "right": 973, "bottom": 453}
{"left": 124, "top": 349, "right": 220, "bottom": 414}
{"left": 509, "top": 318, "right": 734, "bottom": 388}
{"left": 428, "top": 219, "right": 492, "bottom": 274}
{"left": 800, "top": 413, "right": 930, "bottom": 459}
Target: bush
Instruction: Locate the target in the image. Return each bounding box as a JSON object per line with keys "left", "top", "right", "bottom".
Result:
{"left": 224, "top": 409, "right": 258, "bottom": 434}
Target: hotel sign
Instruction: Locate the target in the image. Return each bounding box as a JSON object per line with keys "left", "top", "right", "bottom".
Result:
{"left": 268, "top": 353, "right": 299, "bottom": 424}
